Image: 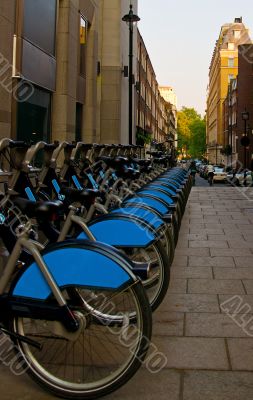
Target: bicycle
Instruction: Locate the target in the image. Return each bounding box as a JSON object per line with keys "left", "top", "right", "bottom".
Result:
{"left": 0, "top": 139, "right": 191, "bottom": 312}
{"left": 0, "top": 216, "right": 152, "bottom": 399}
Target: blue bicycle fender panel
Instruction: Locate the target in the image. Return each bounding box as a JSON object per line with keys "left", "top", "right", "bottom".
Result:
{"left": 139, "top": 190, "right": 174, "bottom": 205}
{"left": 152, "top": 182, "right": 178, "bottom": 192}
{"left": 124, "top": 197, "right": 168, "bottom": 215}
{"left": 157, "top": 177, "right": 179, "bottom": 184}
{"left": 13, "top": 247, "right": 130, "bottom": 299}
{"left": 110, "top": 207, "right": 163, "bottom": 229}
{"left": 161, "top": 177, "right": 181, "bottom": 185}
{"left": 78, "top": 219, "right": 155, "bottom": 247}
{"left": 147, "top": 185, "right": 176, "bottom": 196}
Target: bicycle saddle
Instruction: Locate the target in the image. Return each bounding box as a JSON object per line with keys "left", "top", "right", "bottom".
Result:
{"left": 60, "top": 187, "right": 100, "bottom": 205}
{"left": 12, "top": 197, "right": 63, "bottom": 220}
{"left": 97, "top": 156, "right": 115, "bottom": 168}
{"left": 9, "top": 140, "right": 30, "bottom": 149}
{"left": 131, "top": 158, "right": 151, "bottom": 167}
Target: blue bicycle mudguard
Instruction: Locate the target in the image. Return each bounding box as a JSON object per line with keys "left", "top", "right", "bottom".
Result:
{"left": 138, "top": 190, "right": 174, "bottom": 206}
{"left": 110, "top": 206, "right": 164, "bottom": 230}
{"left": 148, "top": 181, "right": 179, "bottom": 193}
{"left": 156, "top": 178, "right": 181, "bottom": 188}
{"left": 159, "top": 174, "right": 182, "bottom": 180}
{"left": 124, "top": 196, "right": 169, "bottom": 215}
{"left": 146, "top": 184, "right": 176, "bottom": 196}
{"left": 12, "top": 240, "right": 134, "bottom": 300}
{"left": 151, "top": 178, "right": 180, "bottom": 186}
{"left": 78, "top": 215, "right": 156, "bottom": 247}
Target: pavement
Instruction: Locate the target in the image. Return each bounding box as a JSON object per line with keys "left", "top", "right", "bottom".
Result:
{"left": 2, "top": 177, "right": 253, "bottom": 399}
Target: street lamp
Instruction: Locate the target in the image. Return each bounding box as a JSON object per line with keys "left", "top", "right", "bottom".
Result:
{"left": 122, "top": 4, "right": 140, "bottom": 145}
{"left": 241, "top": 110, "right": 250, "bottom": 168}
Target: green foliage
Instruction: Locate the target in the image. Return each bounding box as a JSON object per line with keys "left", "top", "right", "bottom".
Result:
{"left": 136, "top": 127, "right": 152, "bottom": 145}
{"left": 177, "top": 107, "right": 206, "bottom": 159}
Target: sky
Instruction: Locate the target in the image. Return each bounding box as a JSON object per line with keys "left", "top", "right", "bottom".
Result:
{"left": 138, "top": 0, "right": 253, "bottom": 116}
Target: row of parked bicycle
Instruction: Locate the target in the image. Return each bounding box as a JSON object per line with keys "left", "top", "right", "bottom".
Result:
{"left": 0, "top": 139, "right": 192, "bottom": 399}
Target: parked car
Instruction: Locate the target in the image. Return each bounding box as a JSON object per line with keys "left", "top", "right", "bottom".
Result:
{"left": 213, "top": 166, "right": 227, "bottom": 182}
{"left": 195, "top": 162, "right": 202, "bottom": 172}
{"left": 226, "top": 170, "right": 253, "bottom": 186}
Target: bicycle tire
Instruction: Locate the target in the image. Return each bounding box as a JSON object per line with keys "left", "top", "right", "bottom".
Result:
{"left": 9, "top": 280, "right": 152, "bottom": 399}
{"left": 123, "top": 240, "right": 170, "bottom": 312}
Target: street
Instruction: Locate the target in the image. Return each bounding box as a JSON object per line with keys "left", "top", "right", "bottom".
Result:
{"left": 195, "top": 173, "right": 227, "bottom": 187}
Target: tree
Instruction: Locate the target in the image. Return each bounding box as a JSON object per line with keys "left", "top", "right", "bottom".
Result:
{"left": 177, "top": 107, "right": 206, "bottom": 159}
{"left": 188, "top": 119, "right": 206, "bottom": 159}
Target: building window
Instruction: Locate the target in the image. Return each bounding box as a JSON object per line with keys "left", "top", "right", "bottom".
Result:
{"left": 79, "top": 16, "right": 87, "bottom": 76}
{"left": 228, "top": 43, "right": 235, "bottom": 50}
{"left": 23, "top": 0, "right": 57, "bottom": 56}
{"left": 75, "top": 103, "right": 83, "bottom": 142}
{"left": 17, "top": 85, "right": 51, "bottom": 143}
{"left": 234, "top": 30, "right": 241, "bottom": 39}
{"left": 228, "top": 58, "right": 234, "bottom": 67}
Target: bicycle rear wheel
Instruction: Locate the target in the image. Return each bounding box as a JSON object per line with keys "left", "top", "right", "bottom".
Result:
{"left": 10, "top": 281, "right": 152, "bottom": 399}
{"left": 124, "top": 240, "right": 170, "bottom": 312}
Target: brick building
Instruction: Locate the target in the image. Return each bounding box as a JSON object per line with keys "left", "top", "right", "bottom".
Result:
{"left": 206, "top": 17, "right": 251, "bottom": 165}
{"left": 223, "top": 44, "right": 253, "bottom": 168}
{"left": 0, "top": 0, "right": 176, "bottom": 146}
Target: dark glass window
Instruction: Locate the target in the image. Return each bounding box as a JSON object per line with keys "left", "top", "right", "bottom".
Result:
{"left": 75, "top": 103, "right": 83, "bottom": 142}
{"left": 23, "top": 0, "right": 57, "bottom": 56}
{"left": 17, "top": 84, "right": 51, "bottom": 143}
{"left": 80, "top": 16, "right": 87, "bottom": 76}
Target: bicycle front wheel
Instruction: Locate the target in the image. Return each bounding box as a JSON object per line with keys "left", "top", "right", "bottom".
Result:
{"left": 10, "top": 281, "right": 152, "bottom": 399}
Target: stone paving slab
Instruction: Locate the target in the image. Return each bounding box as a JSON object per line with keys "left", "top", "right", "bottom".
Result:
{"left": 213, "top": 267, "right": 253, "bottom": 280}
{"left": 189, "top": 240, "right": 229, "bottom": 248}
{"left": 185, "top": 313, "right": 251, "bottom": 337}
{"left": 242, "top": 280, "right": 253, "bottom": 294}
{"left": 106, "top": 369, "right": 181, "bottom": 400}
{"left": 234, "top": 256, "right": 253, "bottom": 267}
{"left": 175, "top": 247, "right": 210, "bottom": 256}
{"left": 188, "top": 256, "right": 234, "bottom": 267}
{"left": 171, "top": 267, "right": 213, "bottom": 279}
{"left": 208, "top": 233, "right": 245, "bottom": 240}
{"left": 183, "top": 371, "right": 253, "bottom": 400}
{"left": 228, "top": 240, "right": 253, "bottom": 248}
{"left": 219, "top": 294, "right": 253, "bottom": 312}
{"left": 190, "top": 227, "right": 224, "bottom": 234}
{"left": 168, "top": 278, "right": 187, "bottom": 293}
{"left": 210, "top": 248, "right": 253, "bottom": 256}
{"left": 0, "top": 365, "right": 57, "bottom": 399}
{"left": 153, "top": 337, "right": 229, "bottom": 370}
{"left": 227, "top": 339, "right": 253, "bottom": 370}
{"left": 188, "top": 279, "right": 245, "bottom": 294}
{"left": 171, "top": 255, "right": 188, "bottom": 267}
{"left": 159, "top": 293, "right": 220, "bottom": 313}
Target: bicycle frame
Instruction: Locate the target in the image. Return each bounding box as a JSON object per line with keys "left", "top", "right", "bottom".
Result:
{"left": 0, "top": 230, "right": 66, "bottom": 307}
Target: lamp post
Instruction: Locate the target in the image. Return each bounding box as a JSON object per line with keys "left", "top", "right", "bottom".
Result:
{"left": 241, "top": 110, "right": 250, "bottom": 168}
{"left": 122, "top": 4, "right": 140, "bottom": 145}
